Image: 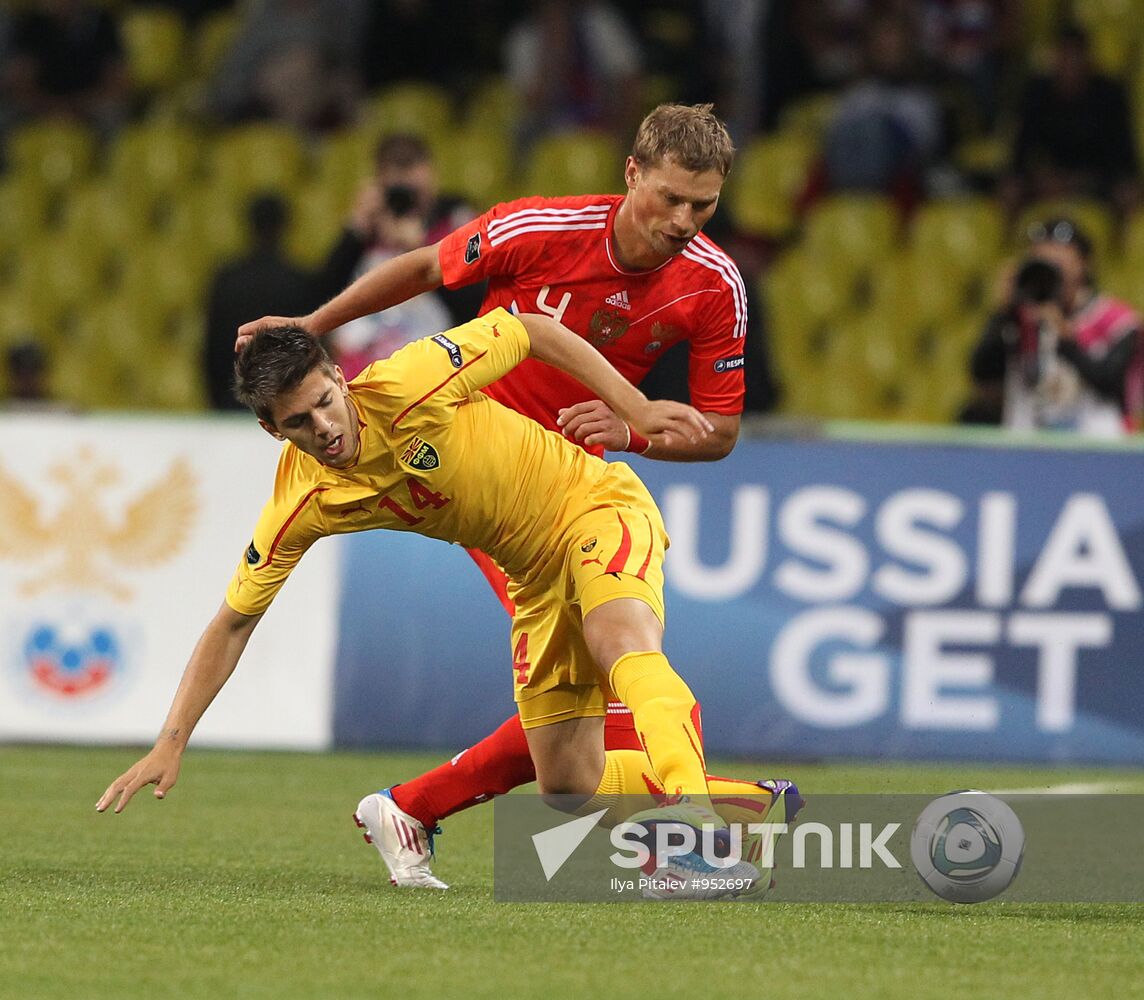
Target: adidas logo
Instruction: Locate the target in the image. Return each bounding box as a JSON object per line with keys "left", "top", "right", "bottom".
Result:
{"left": 604, "top": 289, "right": 631, "bottom": 310}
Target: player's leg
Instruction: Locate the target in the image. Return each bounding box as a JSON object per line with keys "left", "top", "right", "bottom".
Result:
{"left": 389, "top": 714, "right": 536, "bottom": 828}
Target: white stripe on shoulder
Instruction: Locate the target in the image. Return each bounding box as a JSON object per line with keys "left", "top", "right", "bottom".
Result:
{"left": 487, "top": 204, "right": 613, "bottom": 237}
{"left": 683, "top": 238, "right": 747, "bottom": 339}
{"left": 488, "top": 220, "right": 608, "bottom": 247}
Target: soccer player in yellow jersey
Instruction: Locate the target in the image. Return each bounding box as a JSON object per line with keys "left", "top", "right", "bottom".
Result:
{"left": 96, "top": 308, "right": 760, "bottom": 898}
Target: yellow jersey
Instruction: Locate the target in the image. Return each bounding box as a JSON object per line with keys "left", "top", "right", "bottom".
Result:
{"left": 226, "top": 308, "right": 621, "bottom": 616}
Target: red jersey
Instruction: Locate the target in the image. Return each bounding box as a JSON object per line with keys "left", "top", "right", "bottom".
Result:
{"left": 437, "top": 194, "right": 747, "bottom": 441}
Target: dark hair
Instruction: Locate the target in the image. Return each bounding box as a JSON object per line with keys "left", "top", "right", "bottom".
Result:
{"left": 374, "top": 132, "right": 432, "bottom": 170}
{"left": 233, "top": 326, "right": 335, "bottom": 423}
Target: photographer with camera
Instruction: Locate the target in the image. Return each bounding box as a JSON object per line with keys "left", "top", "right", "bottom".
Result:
{"left": 961, "top": 217, "right": 1143, "bottom": 437}
{"left": 322, "top": 133, "right": 481, "bottom": 378}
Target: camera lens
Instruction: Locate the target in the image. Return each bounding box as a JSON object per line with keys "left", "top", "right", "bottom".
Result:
{"left": 1013, "top": 258, "right": 1063, "bottom": 304}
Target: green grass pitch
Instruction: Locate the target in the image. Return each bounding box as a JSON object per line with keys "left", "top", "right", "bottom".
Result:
{"left": 3, "top": 746, "right": 1143, "bottom": 1000}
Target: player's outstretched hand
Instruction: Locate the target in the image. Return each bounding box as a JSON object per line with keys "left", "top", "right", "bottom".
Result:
{"left": 235, "top": 315, "right": 312, "bottom": 354}
{"left": 557, "top": 399, "right": 631, "bottom": 450}
{"left": 95, "top": 746, "right": 182, "bottom": 815}
{"left": 629, "top": 400, "right": 714, "bottom": 447}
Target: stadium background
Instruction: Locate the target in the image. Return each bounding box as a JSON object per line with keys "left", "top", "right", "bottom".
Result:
{"left": 3, "top": 1, "right": 1144, "bottom": 764}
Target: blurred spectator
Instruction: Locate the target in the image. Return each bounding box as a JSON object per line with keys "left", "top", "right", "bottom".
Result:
{"left": 3, "top": 341, "right": 52, "bottom": 408}
{"left": 323, "top": 133, "right": 482, "bottom": 377}
{"left": 505, "top": 0, "right": 643, "bottom": 152}
{"left": 999, "top": 24, "right": 1140, "bottom": 218}
{"left": 961, "top": 217, "right": 1143, "bottom": 437}
{"left": 206, "top": 0, "right": 366, "bottom": 133}
{"left": 1, "top": 0, "right": 129, "bottom": 133}
{"left": 357, "top": 0, "right": 507, "bottom": 97}
{"left": 819, "top": 11, "right": 945, "bottom": 205}
{"left": 918, "top": 0, "right": 1017, "bottom": 134}
{"left": 203, "top": 194, "right": 321, "bottom": 410}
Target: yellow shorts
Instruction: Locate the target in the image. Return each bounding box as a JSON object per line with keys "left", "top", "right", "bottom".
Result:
{"left": 509, "top": 464, "right": 668, "bottom": 730}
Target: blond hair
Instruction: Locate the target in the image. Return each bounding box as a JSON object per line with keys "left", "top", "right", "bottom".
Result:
{"left": 631, "top": 103, "right": 735, "bottom": 177}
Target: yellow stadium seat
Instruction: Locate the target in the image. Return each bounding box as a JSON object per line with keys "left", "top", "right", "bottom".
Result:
{"left": 522, "top": 130, "right": 624, "bottom": 197}
{"left": 726, "top": 132, "right": 816, "bottom": 239}
{"left": 779, "top": 93, "right": 839, "bottom": 138}
{"left": 464, "top": 76, "right": 522, "bottom": 137}
{"left": 437, "top": 127, "right": 513, "bottom": 210}
{"left": 7, "top": 121, "right": 97, "bottom": 191}
{"left": 909, "top": 197, "right": 1005, "bottom": 279}
{"left": 120, "top": 7, "right": 187, "bottom": 91}
{"left": 17, "top": 234, "right": 108, "bottom": 320}
{"left": 165, "top": 185, "right": 248, "bottom": 261}
{"left": 870, "top": 251, "right": 974, "bottom": 338}
{"left": 106, "top": 122, "right": 203, "bottom": 201}
{"left": 362, "top": 83, "right": 455, "bottom": 155}
{"left": 800, "top": 194, "right": 900, "bottom": 284}
{"left": 192, "top": 9, "right": 241, "bottom": 80}
{"left": 761, "top": 250, "right": 855, "bottom": 391}
{"left": 288, "top": 183, "right": 353, "bottom": 268}
{"left": 0, "top": 286, "right": 56, "bottom": 351}
{"left": 313, "top": 126, "right": 376, "bottom": 204}
{"left": 117, "top": 234, "right": 214, "bottom": 318}
{"left": 58, "top": 180, "right": 152, "bottom": 258}
{"left": 206, "top": 124, "right": 309, "bottom": 203}
{"left": 1015, "top": 198, "right": 1115, "bottom": 265}
{"left": 0, "top": 176, "right": 51, "bottom": 260}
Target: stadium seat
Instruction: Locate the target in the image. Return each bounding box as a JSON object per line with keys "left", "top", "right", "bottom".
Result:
{"left": 117, "top": 234, "right": 214, "bottom": 319}
{"left": 437, "top": 127, "right": 513, "bottom": 210}
{"left": 761, "top": 250, "right": 855, "bottom": 393}
{"left": 313, "top": 126, "right": 376, "bottom": 204}
{"left": 778, "top": 92, "right": 839, "bottom": 138}
{"left": 17, "top": 234, "right": 108, "bottom": 321}
{"left": 872, "top": 251, "right": 977, "bottom": 337}
{"left": 206, "top": 124, "right": 309, "bottom": 204}
{"left": 106, "top": 122, "right": 203, "bottom": 202}
{"left": 192, "top": 9, "right": 241, "bottom": 80}
{"left": 6, "top": 121, "right": 97, "bottom": 192}
{"left": 165, "top": 185, "right": 248, "bottom": 261}
{"left": 725, "top": 132, "right": 817, "bottom": 239}
{"left": 0, "top": 286, "right": 56, "bottom": 351}
{"left": 800, "top": 194, "right": 900, "bottom": 285}
{"left": 463, "top": 75, "right": 522, "bottom": 137}
{"left": 908, "top": 197, "right": 1005, "bottom": 282}
{"left": 288, "top": 183, "right": 353, "bottom": 268}
{"left": 1015, "top": 198, "right": 1115, "bottom": 265}
{"left": 1071, "top": 0, "right": 1138, "bottom": 75}
{"left": 58, "top": 180, "right": 152, "bottom": 259}
{"left": 362, "top": 83, "right": 455, "bottom": 155}
{"left": 120, "top": 7, "right": 188, "bottom": 92}
{"left": 522, "top": 130, "right": 624, "bottom": 197}
{"left": 0, "top": 176, "right": 51, "bottom": 264}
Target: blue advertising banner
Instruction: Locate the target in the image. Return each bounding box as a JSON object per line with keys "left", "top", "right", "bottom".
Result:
{"left": 333, "top": 434, "right": 1144, "bottom": 763}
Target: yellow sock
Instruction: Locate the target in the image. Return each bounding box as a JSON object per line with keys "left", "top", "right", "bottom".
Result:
{"left": 574, "top": 749, "right": 662, "bottom": 825}
{"left": 608, "top": 650, "right": 712, "bottom": 811}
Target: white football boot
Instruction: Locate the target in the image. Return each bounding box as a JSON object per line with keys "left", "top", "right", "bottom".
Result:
{"left": 354, "top": 788, "right": 449, "bottom": 889}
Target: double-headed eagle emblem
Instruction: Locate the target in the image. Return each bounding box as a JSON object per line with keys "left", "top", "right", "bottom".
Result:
{"left": 0, "top": 448, "right": 199, "bottom": 600}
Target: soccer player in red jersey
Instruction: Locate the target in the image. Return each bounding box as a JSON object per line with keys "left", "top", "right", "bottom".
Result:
{"left": 238, "top": 104, "right": 799, "bottom": 888}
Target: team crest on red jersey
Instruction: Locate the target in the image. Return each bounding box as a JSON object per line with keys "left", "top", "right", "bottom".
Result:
{"left": 589, "top": 308, "right": 630, "bottom": 347}
{"left": 401, "top": 437, "right": 440, "bottom": 470}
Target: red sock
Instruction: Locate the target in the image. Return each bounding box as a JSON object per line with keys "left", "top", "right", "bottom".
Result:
{"left": 391, "top": 714, "right": 536, "bottom": 828}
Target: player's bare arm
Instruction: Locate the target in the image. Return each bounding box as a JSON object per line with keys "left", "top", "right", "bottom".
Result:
{"left": 557, "top": 399, "right": 738, "bottom": 461}
{"left": 95, "top": 603, "right": 263, "bottom": 814}
{"left": 235, "top": 242, "right": 445, "bottom": 351}
{"left": 519, "top": 313, "right": 714, "bottom": 447}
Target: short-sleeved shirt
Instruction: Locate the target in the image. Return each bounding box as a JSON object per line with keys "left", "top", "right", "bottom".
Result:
{"left": 226, "top": 309, "right": 625, "bottom": 616}
{"left": 437, "top": 194, "right": 747, "bottom": 442}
